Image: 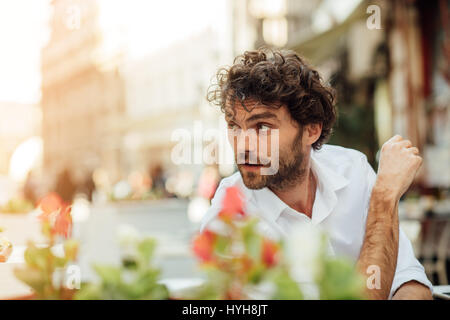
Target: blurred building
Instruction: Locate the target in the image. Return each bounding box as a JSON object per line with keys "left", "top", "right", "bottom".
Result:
{"left": 121, "top": 29, "right": 221, "bottom": 173}
{"left": 41, "top": 0, "right": 125, "bottom": 187}
{"left": 40, "top": 0, "right": 243, "bottom": 195}
{"left": 120, "top": 2, "right": 240, "bottom": 181}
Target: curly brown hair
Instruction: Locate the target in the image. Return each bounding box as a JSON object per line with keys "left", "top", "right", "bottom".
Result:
{"left": 207, "top": 48, "right": 337, "bottom": 150}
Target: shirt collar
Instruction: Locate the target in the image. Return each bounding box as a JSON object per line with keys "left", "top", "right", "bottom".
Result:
{"left": 250, "top": 148, "right": 349, "bottom": 225}
{"left": 310, "top": 149, "right": 349, "bottom": 224}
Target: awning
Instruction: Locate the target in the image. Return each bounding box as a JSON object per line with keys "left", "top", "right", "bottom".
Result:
{"left": 288, "top": 0, "right": 368, "bottom": 65}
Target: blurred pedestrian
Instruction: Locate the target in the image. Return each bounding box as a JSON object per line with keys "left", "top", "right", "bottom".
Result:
{"left": 54, "top": 168, "right": 76, "bottom": 203}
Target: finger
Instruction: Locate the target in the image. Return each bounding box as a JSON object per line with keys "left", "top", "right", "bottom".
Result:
{"left": 383, "top": 135, "right": 402, "bottom": 149}
{"left": 397, "top": 139, "right": 412, "bottom": 148}
{"left": 409, "top": 147, "right": 419, "bottom": 155}
{"left": 389, "top": 134, "right": 403, "bottom": 143}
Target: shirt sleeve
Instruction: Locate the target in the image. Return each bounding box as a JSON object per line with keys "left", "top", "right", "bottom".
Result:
{"left": 362, "top": 155, "right": 433, "bottom": 299}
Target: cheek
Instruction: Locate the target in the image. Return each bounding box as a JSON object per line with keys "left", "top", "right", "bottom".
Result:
{"left": 227, "top": 130, "right": 239, "bottom": 153}
{"left": 259, "top": 132, "right": 284, "bottom": 160}
{"left": 272, "top": 130, "right": 291, "bottom": 156}
{"left": 256, "top": 132, "right": 273, "bottom": 157}
{"left": 227, "top": 130, "right": 234, "bottom": 146}
{"left": 278, "top": 129, "right": 300, "bottom": 155}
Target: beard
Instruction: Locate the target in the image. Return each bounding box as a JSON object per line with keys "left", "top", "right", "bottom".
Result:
{"left": 236, "top": 131, "right": 307, "bottom": 191}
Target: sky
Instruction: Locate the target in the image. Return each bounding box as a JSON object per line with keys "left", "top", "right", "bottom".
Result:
{"left": 99, "top": 0, "right": 226, "bottom": 60}
{"left": 0, "top": 0, "right": 225, "bottom": 104}
{"left": 0, "top": 0, "right": 51, "bottom": 104}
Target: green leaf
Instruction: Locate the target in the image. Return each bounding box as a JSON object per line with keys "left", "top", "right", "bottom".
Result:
{"left": 318, "top": 258, "right": 365, "bottom": 300}
{"left": 24, "top": 243, "right": 51, "bottom": 271}
{"left": 14, "top": 267, "right": 47, "bottom": 296}
{"left": 268, "top": 269, "right": 303, "bottom": 300}
{"left": 136, "top": 238, "right": 156, "bottom": 267}
{"left": 77, "top": 236, "right": 170, "bottom": 300}
{"left": 74, "top": 283, "right": 102, "bottom": 300}
{"left": 214, "top": 235, "right": 229, "bottom": 255}
{"left": 247, "top": 264, "right": 264, "bottom": 283}
{"left": 93, "top": 264, "right": 122, "bottom": 285}
{"left": 242, "top": 220, "right": 262, "bottom": 261}
{"left": 63, "top": 239, "right": 79, "bottom": 261}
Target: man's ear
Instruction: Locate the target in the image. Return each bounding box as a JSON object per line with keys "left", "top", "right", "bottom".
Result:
{"left": 303, "top": 123, "right": 322, "bottom": 146}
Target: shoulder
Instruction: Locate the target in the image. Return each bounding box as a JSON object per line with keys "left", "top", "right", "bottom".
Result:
{"left": 313, "top": 144, "right": 373, "bottom": 178}
{"left": 313, "top": 144, "right": 376, "bottom": 192}
{"left": 313, "top": 144, "right": 369, "bottom": 167}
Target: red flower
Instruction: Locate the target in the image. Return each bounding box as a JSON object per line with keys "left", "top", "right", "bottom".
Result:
{"left": 218, "top": 187, "right": 245, "bottom": 221}
{"left": 53, "top": 206, "right": 73, "bottom": 239}
{"left": 262, "top": 239, "right": 279, "bottom": 268}
{"left": 38, "top": 193, "right": 65, "bottom": 221}
{"left": 240, "top": 256, "right": 253, "bottom": 273}
{"left": 192, "top": 230, "right": 216, "bottom": 263}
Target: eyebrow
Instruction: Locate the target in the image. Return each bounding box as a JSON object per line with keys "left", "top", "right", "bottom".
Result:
{"left": 245, "top": 112, "right": 278, "bottom": 123}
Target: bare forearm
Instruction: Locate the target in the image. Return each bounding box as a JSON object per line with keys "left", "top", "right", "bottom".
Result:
{"left": 357, "top": 135, "right": 423, "bottom": 299}
{"left": 357, "top": 185, "right": 399, "bottom": 300}
{"left": 392, "top": 281, "right": 432, "bottom": 300}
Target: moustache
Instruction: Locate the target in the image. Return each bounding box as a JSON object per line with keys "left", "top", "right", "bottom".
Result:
{"left": 235, "top": 153, "right": 271, "bottom": 166}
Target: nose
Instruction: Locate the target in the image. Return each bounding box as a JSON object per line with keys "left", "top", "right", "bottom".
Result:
{"left": 236, "top": 129, "right": 258, "bottom": 153}
{"left": 233, "top": 129, "right": 260, "bottom": 164}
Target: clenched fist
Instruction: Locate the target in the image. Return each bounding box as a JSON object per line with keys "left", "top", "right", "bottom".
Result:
{"left": 376, "top": 135, "right": 422, "bottom": 201}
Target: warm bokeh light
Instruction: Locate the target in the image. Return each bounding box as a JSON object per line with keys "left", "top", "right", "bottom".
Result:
{"left": 9, "top": 136, "right": 43, "bottom": 183}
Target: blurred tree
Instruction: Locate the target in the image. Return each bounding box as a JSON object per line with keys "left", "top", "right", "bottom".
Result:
{"left": 329, "top": 101, "right": 377, "bottom": 167}
{"left": 328, "top": 52, "right": 378, "bottom": 168}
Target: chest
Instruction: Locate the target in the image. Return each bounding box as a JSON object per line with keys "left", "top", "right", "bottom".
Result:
{"left": 261, "top": 188, "right": 368, "bottom": 261}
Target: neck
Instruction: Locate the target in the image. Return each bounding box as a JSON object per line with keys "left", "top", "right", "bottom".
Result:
{"left": 270, "top": 156, "right": 316, "bottom": 218}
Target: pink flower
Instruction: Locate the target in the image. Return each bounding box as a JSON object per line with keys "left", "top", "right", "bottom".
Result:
{"left": 262, "top": 239, "right": 279, "bottom": 268}
{"left": 218, "top": 187, "right": 245, "bottom": 221}
{"left": 192, "top": 230, "right": 216, "bottom": 263}
{"left": 53, "top": 206, "right": 72, "bottom": 239}
{"left": 37, "top": 193, "right": 73, "bottom": 239}
{"left": 38, "top": 193, "right": 65, "bottom": 221}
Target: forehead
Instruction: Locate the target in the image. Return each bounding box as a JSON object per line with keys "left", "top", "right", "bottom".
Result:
{"left": 224, "top": 97, "right": 284, "bottom": 120}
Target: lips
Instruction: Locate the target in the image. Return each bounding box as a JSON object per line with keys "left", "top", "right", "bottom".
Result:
{"left": 240, "top": 163, "right": 264, "bottom": 172}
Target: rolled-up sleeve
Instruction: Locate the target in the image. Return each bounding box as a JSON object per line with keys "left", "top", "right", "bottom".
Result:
{"left": 362, "top": 155, "right": 433, "bottom": 299}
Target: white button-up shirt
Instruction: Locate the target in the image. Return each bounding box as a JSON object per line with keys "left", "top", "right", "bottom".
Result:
{"left": 201, "top": 144, "right": 433, "bottom": 299}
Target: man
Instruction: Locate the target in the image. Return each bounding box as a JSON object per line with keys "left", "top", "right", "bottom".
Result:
{"left": 201, "top": 49, "right": 433, "bottom": 300}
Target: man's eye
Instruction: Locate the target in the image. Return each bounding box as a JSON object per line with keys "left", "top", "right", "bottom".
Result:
{"left": 258, "top": 124, "right": 271, "bottom": 132}
{"left": 228, "top": 123, "right": 239, "bottom": 130}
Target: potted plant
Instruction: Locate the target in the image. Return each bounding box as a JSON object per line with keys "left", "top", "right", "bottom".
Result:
{"left": 11, "top": 192, "right": 170, "bottom": 300}
{"left": 12, "top": 192, "right": 79, "bottom": 299}
{"left": 75, "top": 225, "right": 169, "bottom": 300}
{"left": 188, "top": 186, "right": 366, "bottom": 300}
